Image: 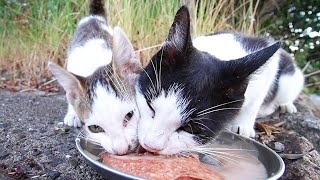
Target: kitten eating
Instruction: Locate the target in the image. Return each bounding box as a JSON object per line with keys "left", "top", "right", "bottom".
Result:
{"left": 136, "top": 6, "right": 304, "bottom": 155}
{"left": 48, "top": 0, "right": 141, "bottom": 155}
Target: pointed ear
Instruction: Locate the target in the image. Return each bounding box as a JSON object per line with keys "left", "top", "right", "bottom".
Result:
{"left": 226, "top": 42, "right": 281, "bottom": 79}
{"left": 48, "top": 62, "right": 85, "bottom": 104}
{"left": 162, "top": 6, "right": 192, "bottom": 59}
{"left": 112, "top": 26, "right": 142, "bottom": 78}
{"left": 219, "top": 42, "right": 281, "bottom": 98}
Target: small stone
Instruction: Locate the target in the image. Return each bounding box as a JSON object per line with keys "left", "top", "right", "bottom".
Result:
{"left": 31, "top": 148, "right": 41, "bottom": 156}
{"left": 274, "top": 142, "right": 285, "bottom": 152}
{"left": 28, "top": 128, "right": 37, "bottom": 133}
{"left": 47, "top": 170, "right": 61, "bottom": 179}
{"left": 18, "top": 134, "right": 26, "bottom": 139}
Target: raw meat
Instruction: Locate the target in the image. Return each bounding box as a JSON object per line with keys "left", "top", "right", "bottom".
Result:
{"left": 101, "top": 152, "right": 223, "bottom": 180}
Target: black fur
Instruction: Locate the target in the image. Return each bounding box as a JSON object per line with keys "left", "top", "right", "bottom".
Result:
{"left": 138, "top": 6, "right": 281, "bottom": 143}
{"left": 263, "top": 51, "right": 296, "bottom": 104}
{"left": 85, "top": 65, "right": 125, "bottom": 103}
{"left": 89, "top": 0, "right": 106, "bottom": 16}
{"left": 69, "top": 18, "right": 112, "bottom": 51}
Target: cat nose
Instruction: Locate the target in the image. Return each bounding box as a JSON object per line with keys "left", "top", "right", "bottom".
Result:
{"left": 112, "top": 140, "right": 129, "bottom": 155}
{"left": 112, "top": 147, "right": 128, "bottom": 155}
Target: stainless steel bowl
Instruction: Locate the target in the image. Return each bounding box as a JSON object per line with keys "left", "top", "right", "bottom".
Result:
{"left": 76, "top": 131, "right": 285, "bottom": 180}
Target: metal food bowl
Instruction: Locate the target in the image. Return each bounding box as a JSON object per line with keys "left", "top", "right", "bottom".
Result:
{"left": 75, "top": 131, "right": 285, "bottom": 180}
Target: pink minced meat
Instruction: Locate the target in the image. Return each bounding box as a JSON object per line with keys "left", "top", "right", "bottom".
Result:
{"left": 101, "top": 152, "right": 223, "bottom": 180}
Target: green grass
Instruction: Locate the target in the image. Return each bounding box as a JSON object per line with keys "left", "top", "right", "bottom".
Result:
{"left": 0, "top": 0, "right": 261, "bottom": 87}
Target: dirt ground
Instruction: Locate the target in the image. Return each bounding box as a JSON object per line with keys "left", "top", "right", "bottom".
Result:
{"left": 0, "top": 89, "right": 104, "bottom": 179}
{"left": 1, "top": 89, "right": 319, "bottom": 179}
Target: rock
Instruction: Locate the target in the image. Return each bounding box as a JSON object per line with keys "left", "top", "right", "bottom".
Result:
{"left": 281, "top": 95, "right": 320, "bottom": 152}
{"left": 31, "top": 148, "right": 41, "bottom": 156}
{"left": 28, "top": 128, "right": 37, "bottom": 133}
{"left": 264, "top": 130, "right": 320, "bottom": 179}
{"left": 274, "top": 142, "right": 285, "bottom": 152}
{"left": 47, "top": 170, "right": 61, "bottom": 179}
{"left": 281, "top": 150, "right": 320, "bottom": 180}
{"left": 309, "top": 94, "right": 320, "bottom": 106}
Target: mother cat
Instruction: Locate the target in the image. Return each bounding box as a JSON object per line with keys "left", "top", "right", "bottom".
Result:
{"left": 136, "top": 6, "right": 304, "bottom": 155}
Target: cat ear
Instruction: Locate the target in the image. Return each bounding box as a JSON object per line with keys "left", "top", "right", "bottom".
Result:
{"left": 219, "top": 42, "right": 281, "bottom": 98}
{"left": 162, "top": 6, "right": 192, "bottom": 59}
{"left": 225, "top": 42, "right": 281, "bottom": 79}
{"left": 48, "top": 62, "right": 85, "bottom": 104}
{"left": 112, "top": 26, "right": 142, "bottom": 78}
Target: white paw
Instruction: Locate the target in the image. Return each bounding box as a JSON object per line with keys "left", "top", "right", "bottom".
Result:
{"left": 64, "top": 112, "right": 82, "bottom": 127}
{"left": 227, "top": 124, "right": 256, "bottom": 138}
{"left": 280, "top": 103, "right": 297, "bottom": 114}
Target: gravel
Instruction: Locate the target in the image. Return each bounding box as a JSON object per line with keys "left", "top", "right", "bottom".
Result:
{"left": 1, "top": 89, "right": 320, "bottom": 179}
{"left": 0, "top": 89, "right": 104, "bottom": 180}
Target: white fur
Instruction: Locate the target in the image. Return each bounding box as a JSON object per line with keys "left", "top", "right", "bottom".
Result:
{"left": 193, "top": 33, "right": 303, "bottom": 137}
{"left": 64, "top": 103, "right": 82, "bottom": 127}
{"left": 64, "top": 38, "right": 112, "bottom": 127}
{"left": 193, "top": 34, "right": 247, "bottom": 60}
{"left": 258, "top": 64, "right": 304, "bottom": 117}
{"left": 137, "top": 86, "right": 196, "bottom": 154}
{"left": 137, "top": 33, "right": 303, "bottom": 155}
{"left": 85, "top": 84, "right": 139, "bottom": 155}
{"left": 67, "top": 39, "right": 112, "bottom": 77}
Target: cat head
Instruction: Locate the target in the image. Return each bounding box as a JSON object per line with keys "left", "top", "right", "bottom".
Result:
{"left": 137, "top": 6, "right": 281, "bottom": 155}
{"left": 49, "top": 27, "right": 141, "bottom": 155}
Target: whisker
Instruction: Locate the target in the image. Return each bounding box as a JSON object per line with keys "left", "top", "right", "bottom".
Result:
{"left": 110, "top": 66, "right": 131, "bottom": 100}
{"left": 105, "top": 66, "right": 129, "bottom": 100}
{"left": 149, "top": 56, "right": 159, "bottom": 94}
{"left": 104, "top": 67, "right": 127, "bottom": 99}
{"left": 141, "top": 68, "right": 156, "bottom": 96}
{"left": 222, "top": 128, "right": 256, "bottom": 150}
{"left": 197, "top": 107, "right": 242, "bottom": 117}
{"left": 192, "top": 120, "right": 216, "bottom": 136}
{"left": 158, "top": 48, "right": 164, "bottom": 93}
{"left": 197, "top": 99, "right": 244, "bottom": 114}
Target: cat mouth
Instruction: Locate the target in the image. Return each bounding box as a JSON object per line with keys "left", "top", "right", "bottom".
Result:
{"left": 137, "top": 145, "right": 147, "bottom": 154}
{"left": 136, "top": 145, "right": 161, "bottom": 155}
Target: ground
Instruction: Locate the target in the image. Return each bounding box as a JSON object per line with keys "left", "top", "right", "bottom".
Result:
{"left": 0, "top": 90, "right": 104, "bottom": 179}
{"left": 0, "top": 89, "right": 319, "bottom": 179}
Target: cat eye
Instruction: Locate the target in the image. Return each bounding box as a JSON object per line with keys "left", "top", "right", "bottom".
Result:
{"left": 146, "top": 101, "right": 155, "bottom": 118}
{"left": 88, "top": 125, "right": 105, "bottom": 133}
{"left": 125, "top": 111, "right": 134, "bottom": 120}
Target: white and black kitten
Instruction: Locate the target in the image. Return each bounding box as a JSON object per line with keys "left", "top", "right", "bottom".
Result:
{"left": 48, "top": 0, "right": 141, "bottom": 155}
{"left": 136, "top": 6, "right": 304, "bottom": 155}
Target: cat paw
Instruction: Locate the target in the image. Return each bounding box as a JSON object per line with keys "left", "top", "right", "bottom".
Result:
{"left": 227, "top": 124, "right": 256, "bottom": 138}
{"left": 64, "top": 113, "right": 82, "bottom": 127}
{"left": 280, "top": 103, "right": 297, "bottom": 114}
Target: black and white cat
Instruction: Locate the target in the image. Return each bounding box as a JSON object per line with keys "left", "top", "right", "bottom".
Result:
{"left": 136, "top": 6, "right": 304, "bottom": 155}
{"left": 48, "top": 0, "right": 141, "bottom": 155}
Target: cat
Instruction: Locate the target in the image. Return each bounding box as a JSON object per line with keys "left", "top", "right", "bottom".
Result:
{"left": 136, "top": 6, "right": 304, "bottom": 155}
{"left": 48, "top": 0, "right": 142, "bottom": 155}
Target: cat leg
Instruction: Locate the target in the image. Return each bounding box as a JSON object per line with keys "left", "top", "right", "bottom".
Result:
{"left": 275, "top": 68, "right": 304, "bottom": 114}
{"left": 64, "top": 103, "right": 82, "bottom": 127}
{"left": 228, "top": 101, "right": 261, "bottom": 137}
{"left": 227, "top": 54, "right": 280, "bottom": 137}
{"left": 257, "top": 103, "right": 277, "bottom": 118}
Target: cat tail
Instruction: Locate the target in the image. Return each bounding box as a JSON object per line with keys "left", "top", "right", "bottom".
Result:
{"left": 89, "top": 0, "right": 107, "bottom": 18}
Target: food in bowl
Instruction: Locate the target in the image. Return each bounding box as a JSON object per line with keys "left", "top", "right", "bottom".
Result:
{"left": 101, "top": 152, "right": 223, "bottom": 180}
